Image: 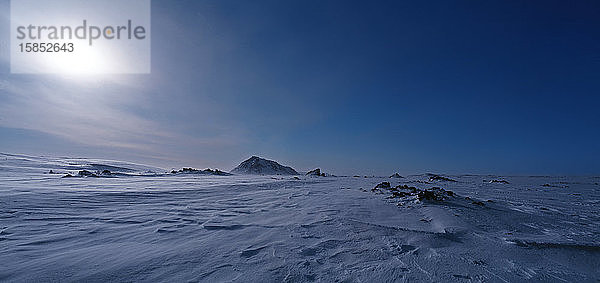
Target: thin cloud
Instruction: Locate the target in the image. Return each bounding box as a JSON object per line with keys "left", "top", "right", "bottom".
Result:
{"left": 0, "top": 78, "right": 242, "bottom": 165}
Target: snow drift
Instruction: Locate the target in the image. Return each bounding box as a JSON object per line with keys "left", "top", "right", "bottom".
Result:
{"left": 0, "top": 154, "right": 598, "bottom": 282}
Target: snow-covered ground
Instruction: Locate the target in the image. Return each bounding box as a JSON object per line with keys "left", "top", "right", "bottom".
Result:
{"left": 0, "top": 153, "right": 598, "bottom": 282}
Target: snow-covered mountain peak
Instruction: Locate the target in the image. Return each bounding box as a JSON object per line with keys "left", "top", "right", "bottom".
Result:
{"left": 231, "top": 156, "right": 298, "bottom": 175}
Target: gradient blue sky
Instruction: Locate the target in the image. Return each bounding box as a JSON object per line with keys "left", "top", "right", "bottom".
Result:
{"left": 0, "top": 0, "right": 599, "bottom": 175}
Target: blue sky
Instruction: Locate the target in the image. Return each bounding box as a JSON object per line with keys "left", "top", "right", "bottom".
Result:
{"left": 0, "top": 0, "right": 599, "bottom": 175}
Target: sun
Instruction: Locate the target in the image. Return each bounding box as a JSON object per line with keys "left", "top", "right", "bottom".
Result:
{"left": 31, "top": 40, "right": 127, "bottom": 75}
{"left": 39, "top": 45, "right": 106, "bottom": 75}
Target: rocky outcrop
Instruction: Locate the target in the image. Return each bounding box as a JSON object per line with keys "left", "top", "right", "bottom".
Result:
{"left": 427, "top": 174, "right": 457, "bottom": 182}
{"left": 489, "top": 179, "right": 509, "bottom": 184}
{"left": 306, "top": 168, "right": 326, "bottom": 177}
{"left": 173, "top": 167, "right": 232, "bottom": 176}
{"left": 231, "top": 156, "right": 299, "bottom": 175}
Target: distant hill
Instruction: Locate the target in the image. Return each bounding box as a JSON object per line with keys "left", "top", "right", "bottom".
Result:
{"left": 231, "top": 156, "right": 299, "bottom": 175}
{"left": 171, "top": 168, "right": 232, "bottom": 176}
{"left": 306, "top": 168, "right": 333, "bottom": 177}
{"left": 306, "top": 168, "right": 325, "bottom": 176}
{"left": 0, "top": 152, "right": 164, "bottom": 174}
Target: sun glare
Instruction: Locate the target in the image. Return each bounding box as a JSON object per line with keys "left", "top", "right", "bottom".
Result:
{"left": 37, "top": 44, "right": 115, "bottom": 75}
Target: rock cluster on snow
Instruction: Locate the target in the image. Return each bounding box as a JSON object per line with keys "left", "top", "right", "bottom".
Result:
{"left": 371, "top": 182, "right": 456, "bottom": 205}
{"left": 78, "top": 170, "right": 97, "bottom": 177}
{"left": 370, "top": 182, "right": 489, "bottom": 208}
{"left": 172, "top": 167, "right": 232, "bottom": 176}
{"left": 372, "top": 182, "right": 391, "bottom": 190}
{"left": 306, "top": 168, "right": 326, "bottom": 177}
{"left": 427, "top": 174, "right": 457, "bottom": 182}
{"left": 62, "top": 169, "right": 114, "bottom": 178}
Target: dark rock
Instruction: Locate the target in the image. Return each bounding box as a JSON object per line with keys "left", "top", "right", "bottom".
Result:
{"left": 375, "top": 182, "right": 391, "bottom": 189}
{"left": 390, "top": 191, "right": 410, "bottom": 198}
{"left": 175, "top": 167, "right": 232, "bottom": 176}
{"left": 389, "top": 173, "right": 404, "bottom": 178}
{"left": 428, "top": 174, "right": 457, "bottom": 182}
{"left": 101, "top": 170, "right": 111, "bottom": 175}
{"left": 62, "top": 173, "right": 74, "bottom": 178}
{"left": 78, "top": 170, "right": 98, "bottom": 177}
{"left": 293, "top": 176, "right": 300, "bottom": 180}
{"left": 372, "top": 182, "right": 391, "bottom": 192}
{"left": 373, "top": 183, "right": 454, "bottom": 202}
{"left": 89, "top": 164, "right": 134, "bottom": 173}
{"left": 472, "top": 201, "right": 485, "bottom": 206}
{"left": 394, "top": 184, "right": 418, "bottom": 193}
{"left": 489, "top": 179, "right": 509, "bottom": 184}
{"left": 212, "top": 169, "right": 230, "bottom": 176}
{"left": 306, "top": 168, "right": 326, "bottom": 177}
{"left": 417, "top": 187, "right": 453, "bottom": 201}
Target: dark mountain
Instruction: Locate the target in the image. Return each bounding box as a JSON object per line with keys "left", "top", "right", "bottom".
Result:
{"left": 231, "top": 156, "right": 299, "bottom": 175}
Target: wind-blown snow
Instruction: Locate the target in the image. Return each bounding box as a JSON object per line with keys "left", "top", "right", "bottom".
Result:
{"left": 0, "top": 153, "right": 163, "bottom": 175}
{"left": 0, "top": 154, "right": 598, "bottom": 281}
